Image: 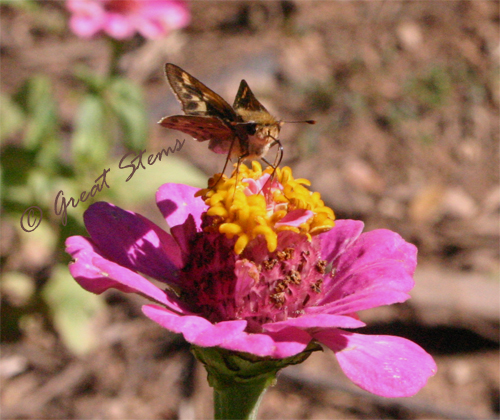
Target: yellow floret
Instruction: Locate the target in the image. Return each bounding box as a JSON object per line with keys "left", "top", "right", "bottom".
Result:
{"left": 198, "top": 162, "right": 335, "bottom": 254}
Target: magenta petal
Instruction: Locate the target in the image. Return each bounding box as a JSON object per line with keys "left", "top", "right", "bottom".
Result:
{"left": 142, "top": 305, "right": 248, "bottom": 347}
{"left": 156, "top": 183, "right": 206, "bottom": 230}
{"left": 67, "top": 0, "right": 105, "bottom": 38}
{"left": 169, "top": 214, "right": 198, "bottom": 257}
{"left": 133, "top": 15, "right": 166, "bottom": 39}
{"left": 307, "top": 290, "right": 411, "bottom": 317}
{"left": 264, "top": 314, "right": 365, "bottom": 332}
{"left": 320, "top": 219, "right": 365, "bottom": 265}
{"left": 69, "top": 15, "right": 103, "bottom": 38}
{"left": 317, "top": 227, "right": 417, "bottom": 313}
{"left": 66, "top": 236, "right": 192, "bottom": 314}
{"left": 334, "top": 229, "right": 418, "bottom": 279}
{"left": 84, "top": 202, "right": 183, "bottom": 285}
{"left": 262, "top": 327, "right": 312, "bottom": 358}
{"left": 220, "top": 329, "right": 308, "bottom": 358}
{"left": 315, "top": 330, "right": 437, "bottom": 397}
{"left": 234, "top": 260, "right": 259, "bottom": 306}
{"left": 134, "top": 0, "right": 190, "bottom": 37}
{"left": 314, "top": 260, "right": 414, "bottom": 314}
{"left": 141, "top": 0, "right": 190, "bottom": 28}
{"left": 142, "top": 305, "right": 308, "bottom": 358}
{"left": 103, "top": 13, "right": 135, "bottom": 39}
{"left": 66, "top": 236, "right": 130, "bottom": 294}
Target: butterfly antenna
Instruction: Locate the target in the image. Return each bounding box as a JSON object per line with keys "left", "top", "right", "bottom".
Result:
{"left": 282, "top": 120, "right": 316, "bottom": 125}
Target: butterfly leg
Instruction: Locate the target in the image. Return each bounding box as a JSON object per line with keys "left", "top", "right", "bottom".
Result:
{"left": 231, "top": 152, "right": 250, "bottom": 200}
{"left": 209, "top": 136, "right": 241, "bottom": 191}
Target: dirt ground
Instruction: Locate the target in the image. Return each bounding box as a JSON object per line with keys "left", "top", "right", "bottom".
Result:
{"left": 1, "top": 1, "right": 499, "bottom": 419}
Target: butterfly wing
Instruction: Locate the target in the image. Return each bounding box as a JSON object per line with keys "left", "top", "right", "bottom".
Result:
{"left": 233, "top": 80, "right": 270, "bottom": 114}
{"left": 165, "top": 63, "right": 239, "bottom": 121}
{"left": 158, "top": 115, "right": 234, "bottom": 154}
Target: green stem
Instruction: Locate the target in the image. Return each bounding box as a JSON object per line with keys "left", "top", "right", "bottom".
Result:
{"left": 108, "top": 37, "right": 125, "bottom": 77}
{"left": 191, "top": 344, "right": 320, "bottom": 420}
{"left": 213, "top": 372, "right": 274, "bottom": 420}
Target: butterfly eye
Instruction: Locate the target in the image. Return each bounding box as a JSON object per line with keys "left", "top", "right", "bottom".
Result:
{"left": 244, "top": 123, "right": 257, "bottom": 135}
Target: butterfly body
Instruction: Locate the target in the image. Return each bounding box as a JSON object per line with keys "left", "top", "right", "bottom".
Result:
{"left": 159, "top": 63, "right": 282, "bottom": 163}
{"left": 233, "top": 119, "right": 283, "bottom": 161}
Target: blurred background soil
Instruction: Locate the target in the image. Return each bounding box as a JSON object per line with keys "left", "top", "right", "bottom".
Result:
{"left": 1, "top": 1, "right": 499, "bottom": 419}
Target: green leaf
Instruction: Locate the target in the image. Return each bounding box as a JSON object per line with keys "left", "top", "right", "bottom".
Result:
{"left": 0, "top": 145, "right": 37, "bottom": 187}
{"left": 42, "top": 265, "right": 104, "bottom": 356}
{"left": 73, "top": 65, "right": 107, "bottom": 94}
{"left": 15, "top": 76, "right": 59, "bottom": 149}
{"left": 72, "top": 94, "right": 110, "bottom": 165}
{"left": 0, "top": 0, "right": 39, "bottom": 11}
{"left": 0, "top": 93, "right": 25, "bottom": 141}
{"left": 107, "top": 77, "right": 148, "bottom": 150}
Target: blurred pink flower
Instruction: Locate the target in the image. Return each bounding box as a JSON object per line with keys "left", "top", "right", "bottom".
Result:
{"left": 66, "top": 165, "right": 436, "bottom": 397}
{"left": 66, "top": 0, "right": 190, "bottom": 40}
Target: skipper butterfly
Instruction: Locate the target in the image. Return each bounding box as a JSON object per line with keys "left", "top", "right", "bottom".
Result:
{"left": 159, "top": 63, "right": 314, "bottom": 170}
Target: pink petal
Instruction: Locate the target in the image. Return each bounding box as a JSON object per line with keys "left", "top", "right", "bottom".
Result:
{"left": 316, "top": 227, "right": 417, "bottom": 313}
{"left": 242, "top": 173, "right": 274, "bottom": 195}
{"left": 103, "top": 13, "right": 136, "bottom": 39}
{"left": 262, "top": 327, "right": 312, "bottom": 358}
{"left": 66, "top": 236, "right": 129, "bottom": 294}
{"left": 234, "top": 260, "right": 259, "bottom": 306}
{"left": 134, "top": 17, "right": 168, "bottom": 39}
{"left": 141, "top": 0, "right": 191, "bottom": 27}
{"left": 134, "top": 1, "right": 190, "bottom": 38}
{"left": 69, "top": 13, "right": 105, "bottom": 39}
{"left": 310, "top": 260, "right": 414, "bottom": 315}
{"left": 156, "top": 183, "right": 206, "bottom": 230}
{"left": 142, "top": 305, "right": 247, "bottom": 345}
{"left": 314, "top": 330, "right": 437, "bottom": 397}
{"left": 66, "top": 0, "right": 189, "bottom": 40}
{"left": 66, "top": 236, "right": 192, "bottom": 314}
{"left": 221, "top": 330, "right": 302, "bottom": 358}
{"left": 264, "top": 314, "right": 365, "bottom": 332}
{"left": 84, "top": 202, "right": 183, "bottom": 285}
{"left": 169, "top": 214, "right": 197, "bottom": 257}
{"left": 142, "top": 305, "right": 310, "bottom": 358}
{"left": 242, "top": 177, "right": 265, "bottom": 195}
{"left": 334, "top": 229, "right": 418, "bottom": 279}
{"left": 307, "top": 291, "right": 411, "bottom": 317}
{"left": 320, "top": 219, "right": 365, "bottom": 264}
{"left": 275, "top": 209, "right": 314, "bottom": 228}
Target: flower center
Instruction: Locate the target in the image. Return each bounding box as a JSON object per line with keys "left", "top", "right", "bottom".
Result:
{"left": 181, "top": 163, "right": 335, "bottom": 327}
{"left": 181, "top": 229, "right": 329, "bottom": 328}
{"left": 198, "top": 162, "right": 335, "bottom": 255}
{"left": 237, "top": 231, "right": 329, "bottom": 329}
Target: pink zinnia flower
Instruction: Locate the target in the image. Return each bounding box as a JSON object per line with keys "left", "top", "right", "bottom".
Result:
{"left": 66, "top": 163, "right": 436, "bottom": 397}
{"left": 66, "top": 0, "right": 190, "bottom": 40}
